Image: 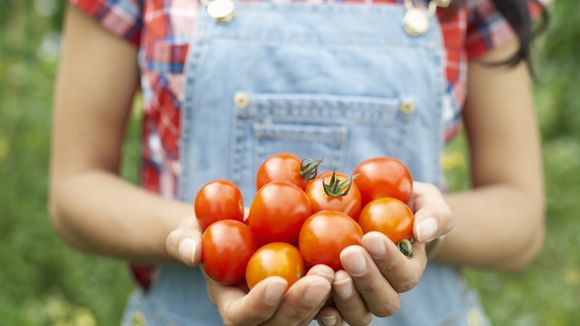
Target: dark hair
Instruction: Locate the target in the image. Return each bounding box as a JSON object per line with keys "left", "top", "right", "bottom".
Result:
{"left": 452, "top": 0, "right": 549, "bottom": 68}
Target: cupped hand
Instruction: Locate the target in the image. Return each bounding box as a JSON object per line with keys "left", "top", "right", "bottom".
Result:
{"left": 166, "top": 216, "right": 336, "bottom": 325}
{"left": 207, "top": 264, "right": 335, "bottom": 326}
{"left": 320, "top": 182, "right": 455, "bottom": 326}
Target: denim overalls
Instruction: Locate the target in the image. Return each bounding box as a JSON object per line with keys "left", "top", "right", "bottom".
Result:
{"left": 123, "top": 2, "right": 490, "bottom": 325}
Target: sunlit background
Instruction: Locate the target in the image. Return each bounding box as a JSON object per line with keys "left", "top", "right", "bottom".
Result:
{"left": 1, "top": 0, "right": 579, "bottom": 325}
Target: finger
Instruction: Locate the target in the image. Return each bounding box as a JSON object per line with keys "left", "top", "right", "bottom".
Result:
{"left": 308, "top": 265, "right": 335, "bottom": 309}
{"left": 208, "top": 276, "right": 288, "bottom": 326}
{"left": 340, "top": 246, "right": 400, "bottom": 318}
{"left": 165, "top": 216, "right": 202, "bottom": 266}
{"left": 243, "top": 206, "right": 250, "bottom": 221}
{"left": 332, "top": 270, "right": 372, "bottom": 326}
{"left": 307, "top": 264, "right": 335, "bottom": 283}
{"left": 411, "top": 182, "right": 455, "bottom": 243}
{"left": 362, "top": 232, "right": 427, "bottom": 293}
{"left": 316, "top": 306, "right": 344, "bottom": 326}
{"left": 266, "top": 275, "right": 332, "bottom": 326}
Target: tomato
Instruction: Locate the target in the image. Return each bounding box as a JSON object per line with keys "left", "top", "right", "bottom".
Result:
{"left": 246, "top": 242, "right": 305, "bottom": 289}
{"left": 299, "top": 211, "right": 363, "bottom": 271}
{"left": 256, "top": 153, "right": 322, "bottom": 190}
{"left": 247, "top": 181, "right": 312, "bottom": 245}
{"left": 306, "top": 171, "right": 362, "bottom": 218}
{"left": 201, "top": 220, "right": 257, "bottom": 285}
{"left": 353, "top": 157, "right": 413, "bottom": 205}
{"left": 358, "top": 197, "right": 414, "bottom": 250}
{"left": 194, "top": 180, "right": 244, "bottom": 231}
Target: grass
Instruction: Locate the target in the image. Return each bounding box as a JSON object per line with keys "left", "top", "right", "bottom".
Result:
{"left": 1, "top": 0, "right": 579, "bottom": 325}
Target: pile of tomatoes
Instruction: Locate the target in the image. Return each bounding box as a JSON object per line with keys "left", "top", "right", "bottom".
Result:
{"left": 195, "top": 153, "right": 415, "bottom": 288}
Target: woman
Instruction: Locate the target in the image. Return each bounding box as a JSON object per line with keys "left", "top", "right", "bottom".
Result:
{"left": 49, "top": 0, "right": 547, "bottom": 325}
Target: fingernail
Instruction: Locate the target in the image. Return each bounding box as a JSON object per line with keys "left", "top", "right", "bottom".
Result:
{"left": 310, "top": 266, "right": 335, "bottom": 282}
{"left": 178, "top": 238, "right": 197, "bottom": 264}
{"left": 341, "top": 248, "right": 367, "bottom": 276}
{"left": 321, "top": 314, "right": 337, "bottom": 326}
{"left": 417, "top": 217, "right": 438, "bottom": 242}
{"left": 303, "top": 282, "right": 330, "bottom": 307}
{"left": 363, "top": 233, "right": 386, "bottom": 257}
{"left": 264, "top": 279, "right": 287, "bottom": 306}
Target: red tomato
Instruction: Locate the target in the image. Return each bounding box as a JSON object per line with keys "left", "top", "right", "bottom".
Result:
{"left": 306, "top": 171, "right": 362, "bottom": 218}
{"left": 299, "top": 211, "right": 363, "bottom": 271}
{"left": 194, "top": 180, "right": 244, "bottom": 231}
{"left": 246, "top": 242, "right": 305, "bottom": 289}
{"left": 247, "top": 181, "right": 312, "bottom": 245}
{"left": 202, "top": 220, "right": 257, "bottom": 285}
{"left": 353, "top": 157, "right": 413, "bottom": 205}
{"left": 358, "top": 197, "right": 415, "bottom": 245}
{"left": 256, "top": 153, "right": 322, "bottom": 190}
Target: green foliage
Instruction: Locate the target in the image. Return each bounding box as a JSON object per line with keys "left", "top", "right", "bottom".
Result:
{"left": 1, "top": 0, "right": 579, "bottom": 325}
{"left": 535, "top": 1, "right": 580, "bottom": 140}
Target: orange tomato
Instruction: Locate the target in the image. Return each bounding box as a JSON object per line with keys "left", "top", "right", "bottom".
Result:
{"left": 299, "top": 211, "right": 363, "bottom": 271}
{"left": 306, "top": 171, "right": 362, "bottom": 218}
{"left": 245, "top": 242, "right": 305, "bottom": 289}
{"left": 194, "top": 180, "right": 244, "bottom": 231}
{"left": 358, "top": 197, "right": 415, "bottom": 245}
{"left": 353, "top": 157, "right": 413, "bottom": 205}
{"left": 256, "top": 153, "right": 322, "bottom": 190}
{"left": 202, "top": 220, "right": 257, "bottom": 285}
{"left": 247, "top": 181, "right": 312, "bottom": 245}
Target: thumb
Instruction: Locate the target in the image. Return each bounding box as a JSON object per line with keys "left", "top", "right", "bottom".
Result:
{"left": 411, "top": 183, "right": 455, "bottom": 243}
{"left": 213, "top": 277, "right": 287, "bottom": 325}
{"left": 166, "top": 215, "right": 202, "bottom": 266}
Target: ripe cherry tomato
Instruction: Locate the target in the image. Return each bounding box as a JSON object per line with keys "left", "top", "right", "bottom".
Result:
{"left": 306, "top": 171, "right": 362, "bottom": 218}
{"left": 353, "top": 157, "right": 413, "bottom": 205}
{"left": 246, "top": 242, "right": 305, "bottom": 289}
{"left": 256, "top": 153, "right": 322, "bottom": 190}
{"left": 202, "top": 220, "right": 257, "bottom": 285}
{"left": 358, "top": 197, "right": 415, "bottom": 245}
{"left": 247, "top": 181, "right": 312, "bottom": 245}
{"left": 299, "top": 211, "right": 363, "bottom": 271}
{"left": 194, "top": 180, "right": 244, "bottom": 231}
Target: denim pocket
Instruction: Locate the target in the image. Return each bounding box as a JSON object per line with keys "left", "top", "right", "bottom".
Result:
{"left": 253, "top": 120, "right": 348, "bottom": 171}
{"left": 232, "top": 92, "right": 414, "bottom": 178}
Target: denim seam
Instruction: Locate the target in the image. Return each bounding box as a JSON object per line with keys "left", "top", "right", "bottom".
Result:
{"left": 201, "top": 37, "right": 438, "bottom": 50}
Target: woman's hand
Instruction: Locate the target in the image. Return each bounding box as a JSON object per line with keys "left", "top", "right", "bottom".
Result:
{"left": 207, "top": 264, "right": 334, "bottom": 326}
{"left": 318, "top": 182, "right": 454, "bottom": 326}
{"left": 166, "top": 216, "right": 336, "bottom": 325}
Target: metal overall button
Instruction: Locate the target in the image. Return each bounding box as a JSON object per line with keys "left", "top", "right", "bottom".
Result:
{"left": 234, "top": 91, "right": 250, "bottom": 109}
{"left": 403, "top": 7, "right": 430, "bottom": 37}
{"left": 399, "top": 100, "right": 416, "bottom": 114}
{"left": 403, "top": 0, "right": 453, "bottom": 37}
{"left": 207, "top": 0, "right": 235, "bottom": 23}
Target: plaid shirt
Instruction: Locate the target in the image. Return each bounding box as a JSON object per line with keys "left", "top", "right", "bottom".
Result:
{"left": 71, "top": 0, "right": 544, "bottom": 288}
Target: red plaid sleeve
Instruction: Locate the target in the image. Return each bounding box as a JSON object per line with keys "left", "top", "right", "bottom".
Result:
{"left": 70, "top": 0, "right": 143, "bottom": 46}
{"left": 466, "top": 0, "right": 549, "bottom": 61}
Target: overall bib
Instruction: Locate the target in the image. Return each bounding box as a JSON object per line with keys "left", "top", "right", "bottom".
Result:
{"left": 123, "top": 2, "right": 490, "bottom": 325}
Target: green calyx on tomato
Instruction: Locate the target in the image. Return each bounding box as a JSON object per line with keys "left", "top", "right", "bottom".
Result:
{"left": 299, "top": 158, "right": 323, "bottom": 181}
{"left": 397, "top": 239, "right": 414, "bottom": 258}
{"left": 322, "top": 169, "right": 358, "bottom": 197}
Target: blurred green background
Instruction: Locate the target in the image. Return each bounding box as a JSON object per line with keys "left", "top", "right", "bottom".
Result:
{"left": 1, "top": 0, "right": 579, "bottom": 325}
